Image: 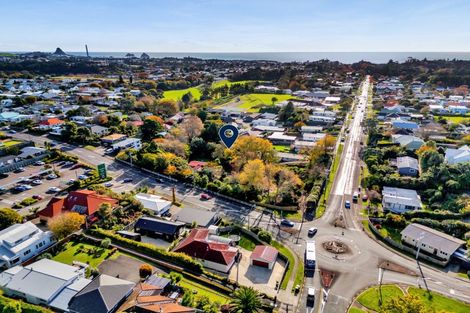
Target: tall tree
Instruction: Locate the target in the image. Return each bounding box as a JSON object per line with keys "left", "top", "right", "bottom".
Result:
{"left": 180, "top": 115, "right": 204, "bottom": 140}
{"left": 0, "top": 208, "right": 22, "bottom": 230}
{"left": 48, "top": 212, "right": 85, "bottom": 240}
{"left": 230, "top": 136, "right": 276, "bottom": 170}
{"left": 229, "top": 286, "right": 263, "bottom": 313}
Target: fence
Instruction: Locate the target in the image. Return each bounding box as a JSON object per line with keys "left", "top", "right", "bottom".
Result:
{"left": 0, "top": 153, "right": 49, "bottom": 174}
{"left": 367, "top": 220, "right": 448, "bottom": 267}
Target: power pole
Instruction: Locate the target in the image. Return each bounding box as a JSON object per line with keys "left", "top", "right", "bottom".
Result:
{"left": 296, "top": 194, "right": 306, "bottom": 244}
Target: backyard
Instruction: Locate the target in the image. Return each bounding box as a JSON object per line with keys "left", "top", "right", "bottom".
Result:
{"left": 52, "top": 240, "right": 119, "bottom": 268}
{"left": 214, "top": 93, "right": 297, "bottom": 112}
{"left": 178, "top": 276, "right": 230, "bottom": 304}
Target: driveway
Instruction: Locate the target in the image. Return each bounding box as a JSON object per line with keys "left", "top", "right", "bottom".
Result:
{"left": 98, "top": 254, "right": 167, "bottom": 283}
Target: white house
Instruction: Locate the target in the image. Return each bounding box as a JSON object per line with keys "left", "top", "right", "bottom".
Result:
{"left": 448, "top": 105, "right": 469, "bottom": 115}
{"left": 0, "top": 222, "right": 54, "bottom": 269}
{"left": 302, "top": 133, "right": 326, "bottom": 142}
{"left": 382, "top": 186, "right": 423, "bottom": 213}
{"left": 135, "top": 193, "right": 172, "bottom": 216}
{"left": 445, "top": 145, "right": 470, "bottom": 165}
{"left": 401, "top": 223, "right": 466, "bottom": 264}
{"left": 112, "top": 138, "right": 142, "bottom": 151}
{"left": 391, "top": 135, "right": 424, "bottom": 151}
{"left": 252, "top": 119, "right": 277, "bottom": 127}
{"left": 0, "top": 259, "right": 91, "bottom": 311}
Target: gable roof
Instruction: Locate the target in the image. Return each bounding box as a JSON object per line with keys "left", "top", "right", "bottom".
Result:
{"left": 173, "top": 208, "right": 218, "bottom": 227}
{"left": 39, "top": 118, "right": 64, "bottom": 126}
{"left": 173, "top": 229, "right": 237, "bottom": 266}
{"left": 68, "top": 274, "right": 134, "bottom": 313}
{"left": 401, "top": 223, "right": 465, "bottom": 255}
{"left": 445, "top": 145, "right": 470, "bottom": 165}
{"left": 136, "top": 303, "right": 195, "bottom": 313}
{"left": 135, "top": 217, "right": 184, "bottom": 236}
{"left": 40, "top": 190, "right": 118, "bottom": 218}
{"left": 250, "top": 245, "right": 278, "bottom": 263}
{"left": 382, "top": 186, "right": 422, "bottom": 208}
{"left": 396, "top": 156, "right": 419, "bottom": 170}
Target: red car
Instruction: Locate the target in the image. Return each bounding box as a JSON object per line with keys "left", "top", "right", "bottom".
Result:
{"left": 32, "top": 194, "right": 44, "bottom": 200}
{"left": 200, "top": 193, "right": 212, "bottom": 200}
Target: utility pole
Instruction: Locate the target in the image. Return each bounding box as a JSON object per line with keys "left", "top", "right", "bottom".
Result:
{"left": 296, "top": 194, "right": 306, "bottom": 244}
{"left": 415, "top": 233, "right": 430, "bottom": 293}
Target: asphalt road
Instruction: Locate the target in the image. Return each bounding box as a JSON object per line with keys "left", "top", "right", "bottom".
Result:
{"left": 295, "top": 77, "right": 470, "bottom": 313}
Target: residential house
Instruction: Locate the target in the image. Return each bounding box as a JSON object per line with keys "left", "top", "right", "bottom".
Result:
{"left": 401, "top": 223, "right": 466, "bottom": 264}
{"left": 39, "top": 190, "right": 118, "bottom": 223}
{"left": 396, "top": 156, "right": 419, "bottom": 177}
{"left": 302, "top": 133, "right": 326, "bottom": 142}
{"left": 448, "top": 105, "right": 468, "bottom": 115}
{"left": 0, "top": 222, "right": 54, "bottom": 269}
{"left": 0, "top": 259, "right": 91, "bottom": 312}
{"left": 68, "top": 274, "right": 135, "bottom": 313}
{"left": 382, "top": 186, "right": 423, "bottom": 213}
{"left": 173, "top": 228, "right": 238, "bottom": 273}
{"left": 252, "top": 119, "right": 277, "bottom": 127}
{"left": 308, "top": 115, "right": 335, "bottom": 125}
{"left": 250, "top": 245, "right": 278, "bottom": 270}
{"left": 89, "top": 125, "right": 109, "bottom": 137}
{"left": 134, "top": 217, "right": 185, "bottom": 241}
{"left": 135, "top": 193, "right": 172, "bottom": 216}
{"left": 445, "top": 145, "right": 470, "bottom": 165}
{"left": 112, "top": 137, "right": 142, "bottom": 151}
{"left": 101, "top": 133, "right": 127, "bottom": 145}
{"left": 300, "top": 126, "right": 323, "bottom": 134}
{"left": 267, "top": 132, "right": 296, "bottom": 145}
{"left": 391, "top": 135, "right": 424, "bottom": 151}
{"left": 391, "top": 119, "right": 419, "bottom": 130}
{"left": 173, "top": 208, "right": 219, "bottom": 228}
{"left": 135, "top": 297, "right": 195, "bottom": 313}
{"left": 38, "top": 118, "right": 64, "bottom": 130}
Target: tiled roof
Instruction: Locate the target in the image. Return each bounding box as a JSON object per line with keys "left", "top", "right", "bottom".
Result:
{"left": 250, "top": 245, "right": 278, "bottom": 263}
{"left": 173, "top": 229, "right": 237, "bottom": 266}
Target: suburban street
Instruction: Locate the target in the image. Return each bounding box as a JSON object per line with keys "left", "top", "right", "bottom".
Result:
{"left": 294, "top": 77, "right": 470, "bottom": 313}
{"left": 9, "top": 78, "right": 470, "bottom": 313}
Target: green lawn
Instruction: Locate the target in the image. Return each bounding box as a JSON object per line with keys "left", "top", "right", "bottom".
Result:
{"left": 163, "top": 87, "right": 202, "bottom": 101}
{"left": 211, "top": 80, "right": 262, "bottom": 89}
{"left": 378, "top": 225, "right": 402, "bottom": 243}
{"left": 317, "top": 143, "right": 343, "bottom": 218}
{"left": 273, "top": 209, "right": 303, "bottom": 222}
{"left": 178, "top": 277, "right": 230, "bottom": 304}
{"left": 52, "top": 241, "right": 119, "bottom": 268}
{"left": 273, "top": 145, "right": 292, "bottom": 153}
{"left": 235, "top": 93, "right": 296, "bottom": 112}
{"left": 434, "top": 115, "right": 470, "bottom": 124}
{"left": 220, "top": 231, "right": 258, "bottom": 251}
{"left": 408, "top": 287, "right": 470, "bottom": 313}
{"left": 357, "top": 285, "right": 403, "bottom": 311}
{"left": 0, "top": 140, "right": 22, "bottom": 147}
{"left": 348, "top": 307, "right": 367, "bottom": 313}
{"left": 271, "top": 240, "right": 295, "bottom": 290}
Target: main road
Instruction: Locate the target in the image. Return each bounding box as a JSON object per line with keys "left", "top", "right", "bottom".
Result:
{"left": 294, "top": 77, "right": 470, "bottom": 313}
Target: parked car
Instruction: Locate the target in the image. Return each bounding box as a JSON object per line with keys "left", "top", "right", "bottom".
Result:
{"left": 14, "top": 167, "right": 25, "bottom": 173}
{"left": 31, "top": 180, "right": 43, "bottom": 185}
{"left": 0, "top": 187, "right": 7, "bottom": 194}
{"left": 47, "top": 174, "right": 58, "bottom": 180}
{"left": 64, "top": 161, "right": 75, "bottom": 167}
{"left": 123, "top": 178, "right": 133, "bottom": 183}
{"left": 19, "top": 177, "right": 32, "bottom": 183}
{"left": 47, "top": 187, "right": 61, "bottom": 193}
{"left": 280, "top": 219, "right": 295, "bottom": 227}
{"left": 103, "top": 182, "right": 113, "bottom": 187}
{"left": 0, "top": 173, "right": 9, "bottom": 179}
{"left": 200, "top": 193, "right": 212, "bottom": 200}
{"left": 34, "top": 161, "right": 45, "bottom": 166}
{"left": 104, "top": 148, "right": 114, "bottom": 154}
{"left": 20, "top": 184, "right": 33, "bottom": 190}
{"left": 66, "top": 179, "right": 75, "bottom": 185}
{"left": 345, "top": 200, "right": 351, "bottom": 209}
{"left": 307, "top": 287, "right": 315, "bottom": 305}
{"left": 32, "top": 194, "right": 44, "bottom": 200}
{"left": 8, "top": 130, "right": 16, "bottom": 134}
{"left": 307, "top": 227, "right": 318, "bottom": 237}
{"left": 78, "top": 174, "right": 88, "bottom": 180}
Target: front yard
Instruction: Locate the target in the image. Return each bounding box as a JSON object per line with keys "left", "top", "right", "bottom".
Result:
{"left": 178, "top": 277, "right": 230, "bottom": 304}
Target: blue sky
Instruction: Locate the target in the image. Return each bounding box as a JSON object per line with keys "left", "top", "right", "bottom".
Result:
{"left": 1, "top": 0, "right": 469, "bottom": 52}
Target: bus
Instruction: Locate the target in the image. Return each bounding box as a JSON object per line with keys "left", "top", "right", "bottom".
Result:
{"left": 305, "top": 241, "right": 316, "bottom": 269}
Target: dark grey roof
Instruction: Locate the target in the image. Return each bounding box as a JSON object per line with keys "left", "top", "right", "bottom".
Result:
{"left": 396, "top": 156, "right": 419, "bottom": 170}
{"left": 174, "top": 208, "right": 219, "bottom": 227}
{"left": 134, "top": 217, "right": 184, "bottom": 235}
{"left": 68, "top": 274, "right": 134, "bottom": 313}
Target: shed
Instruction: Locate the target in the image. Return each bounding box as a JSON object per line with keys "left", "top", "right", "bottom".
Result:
{"left": 250, "top": 245, "right": 278, "bottom": 269}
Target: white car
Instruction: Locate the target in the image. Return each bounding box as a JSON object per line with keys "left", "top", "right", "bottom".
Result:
{"left": 21, "top": 184, "right": 33, "bottom": 190}
{"left": 31, "top": 180, "right": 43, "bottom": 185}
{"left": 66, "top": 179, "right": 75, "bottom": 185}
{"left": 78, "top": 174, "right": 88, "bottom": 180}
{"left": 34, "top": 161, "right": 45, "bottom": 166}
{"left": 47, "top": 174, "right": 58, "bottom": 179}
{"left": 103, "top": 182, "right": 113, "bottom": 187}
{"left": 47, "top": 187, "right": 61, "bottom": 193}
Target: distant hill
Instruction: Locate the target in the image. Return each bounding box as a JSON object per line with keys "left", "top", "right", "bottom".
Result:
{"left": 53, "top": 47, "right": 67, "bottom": 55}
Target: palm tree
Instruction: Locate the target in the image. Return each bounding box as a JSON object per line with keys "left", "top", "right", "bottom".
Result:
{"left": 229, "top": 286, "right": 263, "bottom": 313}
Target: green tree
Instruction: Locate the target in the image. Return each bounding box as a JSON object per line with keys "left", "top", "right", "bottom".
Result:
{"left": 181, "top": 290, "right": 194, "bottom": 307}
{"left": 271, "top": 96, "right": 278, "bottom": 105}
{"left": 420, "top": 149, "right": 444, "bottom": 172}
{"left": 1, "top": 300, "right": 22, "bottom": 313}
{"left": 61, "top": 122, "right": 78, "bottom": 141}
{"left": 169, "top": 272, "right": 183, "bottom": 284}
{"left": 257, "top": 230, "right": 272, "bottom": 243}
{"left": 141, "top": 118, "right": 164, "bottom": 141}
{"left": 98, "top": 202, "right": 112, "bottom": 219}
{"left": 0, "top": 208, "right": 22, "bottom": 230}
{"left": 139, "top": 264, "right": 153, "bottom": 278}
{"left": 379, "top": 294, "right": 431, "bottom": 313}
{"left": 229, "top": 286, "right": 263, "bottom": 313}
{"left": 278, "top": 101, "right": 294, "bottom": 122}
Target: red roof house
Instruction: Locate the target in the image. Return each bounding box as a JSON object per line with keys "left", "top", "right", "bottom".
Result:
{"left": 173, "top": 228, "right": 238, "bottom": 273}
{"left": 250, "top": 245, "right": 278, "bottom": 269}
{"left": 188, "top": 161, "right": 207, "bottom": 171}
{"left": 39, "top": 190, "right": 118, "bottom": 222}
{"left": 39, "top": 118, "right": 64, "bottom": 130}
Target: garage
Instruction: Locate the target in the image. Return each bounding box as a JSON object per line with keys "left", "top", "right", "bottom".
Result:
{"left": 250, "top": 245, "right": 278, "bottom": 270}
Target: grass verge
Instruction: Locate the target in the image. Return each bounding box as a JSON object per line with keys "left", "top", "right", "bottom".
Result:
{"left": 408, "top": 287, "right": 470, "bottom": 313}
{"left": 357, "top": 285, "right": 403, "bottom": 311}
{"left": 316, "top": 143, "right": 343, "bottom": 218}
{"left": 271, "top": 240, "right": 295, "bottom": 290}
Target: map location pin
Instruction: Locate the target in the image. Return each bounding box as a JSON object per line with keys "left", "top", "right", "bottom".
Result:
{"left": 218, "top": 124, "right": 239, "bottom": 149}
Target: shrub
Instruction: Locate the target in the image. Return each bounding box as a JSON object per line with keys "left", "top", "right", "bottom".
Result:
{"left": 100, "top": 238, "right": 111, "bottom": 248}
{"left": 0, "top": 208, "right": 22, "bottom": 230}
{"left": 89, "top": 228, "right": 204, "bottom": 273}
{"left": 258, "top": 230, "right": 272, "bottom": 243}
{"left": 139, "top": 264, "right": 153, "bottom": 278}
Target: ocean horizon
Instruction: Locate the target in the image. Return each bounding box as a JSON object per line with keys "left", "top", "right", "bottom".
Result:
{"left": 4, "top": 51, "right": 470, "bottom": 64}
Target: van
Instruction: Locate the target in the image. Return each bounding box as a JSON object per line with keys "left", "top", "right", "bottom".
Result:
{"left": 307, "top": 287, "right": 315, "bottom": 304}
{"left": 353, "top": 191, "right": 359, "bottom": 202}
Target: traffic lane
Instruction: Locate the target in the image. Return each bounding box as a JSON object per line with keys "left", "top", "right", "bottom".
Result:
{"left": 0, "top": 167, "right": 86, "bottom": 211}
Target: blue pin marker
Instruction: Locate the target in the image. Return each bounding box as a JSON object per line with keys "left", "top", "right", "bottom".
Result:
{"left": 219, "top": 124, "right": 239, "bottom": 148}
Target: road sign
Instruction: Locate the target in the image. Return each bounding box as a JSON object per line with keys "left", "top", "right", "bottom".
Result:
{"left": 97, "top": 163, "right": 107, "bottom": 179}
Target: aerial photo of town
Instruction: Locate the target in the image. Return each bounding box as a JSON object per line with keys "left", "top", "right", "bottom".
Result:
{"left": 1, "top": 1, "right": 470, "bottom": 313}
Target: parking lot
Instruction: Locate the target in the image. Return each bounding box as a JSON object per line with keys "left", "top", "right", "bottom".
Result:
{"left": 0, "top": 161, "right": 87, "bottom": 214}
